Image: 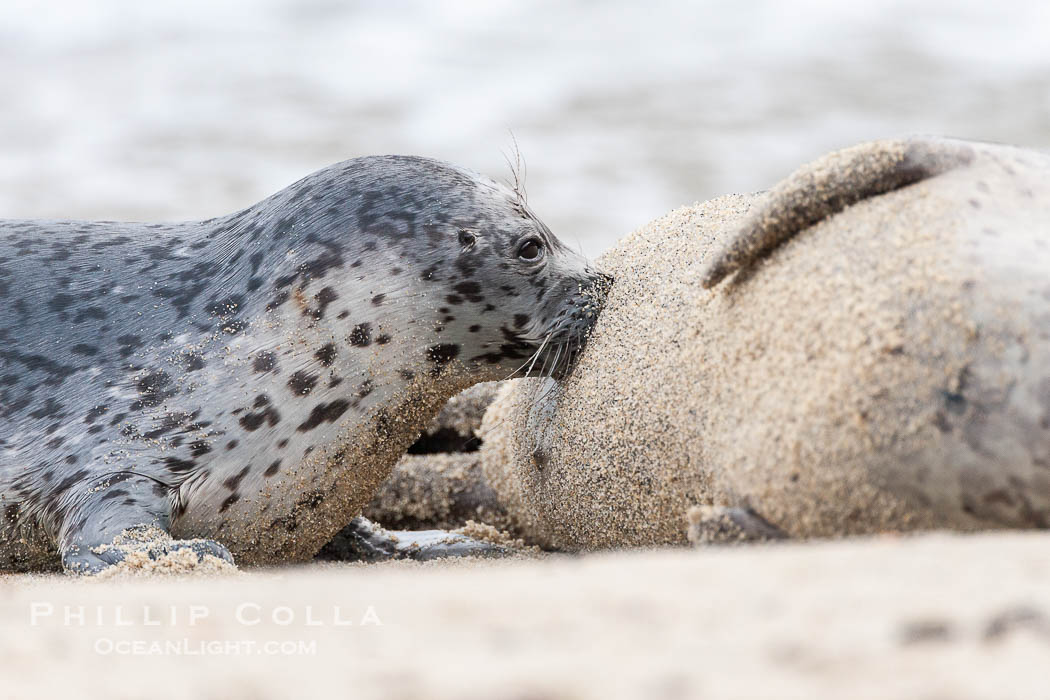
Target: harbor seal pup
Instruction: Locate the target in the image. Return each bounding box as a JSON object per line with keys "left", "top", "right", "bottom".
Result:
{"left": 480, "top": 136, "right": 1050, "bottom": 549}
{"left": 0, "top": 155, "right": 608, "bottom": 573}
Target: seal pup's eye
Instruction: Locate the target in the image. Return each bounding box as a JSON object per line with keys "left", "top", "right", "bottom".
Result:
{"left": 518, "top": 238, "right": 544, "bottom": 261}
{"left": 458, "top": 229, "right": 476, "bottom": 248}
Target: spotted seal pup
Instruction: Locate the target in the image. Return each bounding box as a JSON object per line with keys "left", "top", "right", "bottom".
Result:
{"left": 0, "top": 156, "right": 608, "bottom": 574}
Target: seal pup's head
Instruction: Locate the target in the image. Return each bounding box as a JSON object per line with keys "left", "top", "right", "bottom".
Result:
{"left": 250, "top": 155, "right": 610, "bottom": 392}
{"left": 424, "top": 165, "right": 612, "bottom": 384}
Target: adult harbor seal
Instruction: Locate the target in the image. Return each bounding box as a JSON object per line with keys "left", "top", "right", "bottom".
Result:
{"left": 0, "top": 155, "right": 607, "bottom": 574}
{"left": 479, "top": 136, "right": 1050, "bottom": 549}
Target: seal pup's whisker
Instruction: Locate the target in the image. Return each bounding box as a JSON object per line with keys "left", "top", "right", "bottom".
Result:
{"left": 542, "top": 344, "right": 564, "bottom": 385}
{"left": 501, "top": 131, "right": 528, "bottom": 208}
{"left": 507, "top": 331, "right": 554, "bottom": 381}
{"left": 528, "top": 345, "right": 567, "bottom": 409}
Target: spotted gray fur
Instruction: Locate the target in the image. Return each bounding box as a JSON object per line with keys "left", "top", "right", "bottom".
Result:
{"left": 0, "top": 156, "right": 608, "bottom": 573}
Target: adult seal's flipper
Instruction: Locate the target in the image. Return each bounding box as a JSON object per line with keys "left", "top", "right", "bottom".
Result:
{"left": 699, "top": 137, "right": 976, "bottom": 289}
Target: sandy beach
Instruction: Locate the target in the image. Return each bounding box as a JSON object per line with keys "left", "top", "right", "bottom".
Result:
{"left": 4, "top": 531, "right": 1050, "bottom": 699}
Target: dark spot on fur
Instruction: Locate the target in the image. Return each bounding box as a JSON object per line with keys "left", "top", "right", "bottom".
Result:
{"left": 297, "top": 400, "right": 351, "bottom": 431}
{"left": 73, "top": 306, "right": 108, "bottom": 323}
{"left": 134, "top": 370, "right": 176, "bottom": 410}
{"left": 349, "top": 323, "right": 372, "bottom": 347}
{"left": 253, "top": 351, "right": 277, "bottom": 373}
{"left": 311, "top": 286, "right": 339, "bottom": 319}
{"left": 288, "top": 371, "right": 319, "bottom": 396}
{"left": 189, "top": 439, "right": 212, "bottom": 457}
{"left": 163, "top": 457, "right": 197, "bottom": 474}
{"left": 315, "top": 343, "right": 337, "bottom": 366}
{"left": 453, "top": 281, "right": 484, "bottom": 303}
{"left": 239, "top": 400, "right": 281, "bottom": 431}
{"left": 183, "top": 352, "right": 206, "bottom": 372}
{"left": 47, "top": 293, "right": 75, "bottom": 314}
{"left": 100, "top": 488, "right": 130, "bottom": 502}
{"left": 223, "top": 465, "right": 250, "bottom": 492}
{"left": 426, "top": 343, "right": 461, "bottom": 373}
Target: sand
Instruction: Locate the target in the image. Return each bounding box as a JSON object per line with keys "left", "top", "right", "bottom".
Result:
{"left": 351, "top": 381, "right": 535, "bottom": 543}
{"left": 90, "top": 527, "right": 238, "bottom": 581}
{"left": 3, "top": 531, "right": 1050, "bottom": 699}
{"left": 360, "top": 453, "right": 506, "bottom": 532}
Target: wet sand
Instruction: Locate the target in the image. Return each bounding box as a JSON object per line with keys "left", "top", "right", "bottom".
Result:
{"left": 3, "top": 531, "right": 1049, "bottom": 699}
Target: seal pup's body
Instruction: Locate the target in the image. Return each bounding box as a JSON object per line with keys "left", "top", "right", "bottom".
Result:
{"left": 0, "top": 156, "right": 605, "bottom": 573}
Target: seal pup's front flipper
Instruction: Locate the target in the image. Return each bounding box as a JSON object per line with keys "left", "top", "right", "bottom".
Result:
{"left": 699, "top": 137, "right": 976, "bottom": 289}
{"left": 57, "top": 472, "right": 233, "bottom": 575}
{"left": 319, "top": 516, "right": 508, "bottom": 563}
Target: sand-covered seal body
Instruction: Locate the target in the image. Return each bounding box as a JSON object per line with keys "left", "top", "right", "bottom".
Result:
{"left": 481, "top": 137, "right": 1050, "bottom": 549}
{"left": 0, "top": 155, "right": 606, "bottom": 573}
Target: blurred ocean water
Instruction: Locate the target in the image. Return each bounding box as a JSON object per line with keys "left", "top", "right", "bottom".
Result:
{"left": 0, "top": 0, "right": 1047, "bottom": 255}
